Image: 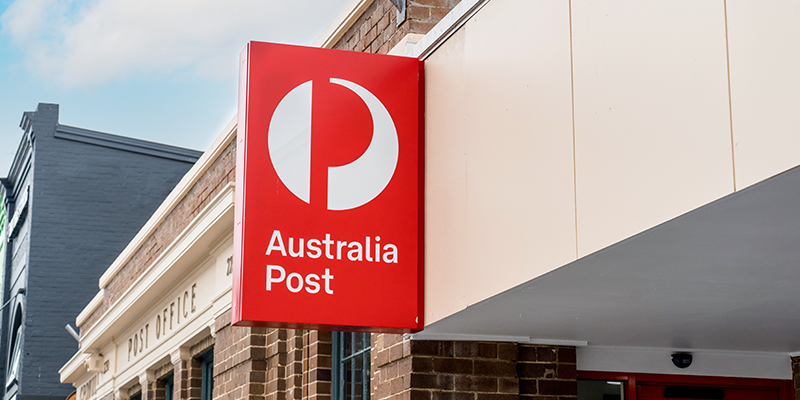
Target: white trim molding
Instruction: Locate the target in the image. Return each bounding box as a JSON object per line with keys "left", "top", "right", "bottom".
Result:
{"left": 312, "top": 0, "right": 373, "bottom": 49}
{"left": 409, "top": 332, "right": 587, "bottom": 347}
{"left": 76, "top": 289, "right": 105, "bottom": 327}
{"left": 59, "top": 351, "right": 90, "bottom": 384}
{"left": 169, "top": 348, "right": 190, "bottom": 364}
{"left": 389, "top": 33, "right": 426, "bottom": 56}
{"left": 409, "top": 332, "right": 529, "bottom": 343}
{"left": 410, "top": 0, "right": 490, "bottom": 60}
{"left": 527, "top": 338, "right": 588, "bottom": 347}
{"left": 81, "top": 183, "right": 235, "bottom": 353}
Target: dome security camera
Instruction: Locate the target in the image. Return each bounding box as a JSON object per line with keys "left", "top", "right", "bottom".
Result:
{"left": 671, "top": 353, "right": 692, "bottom": 369}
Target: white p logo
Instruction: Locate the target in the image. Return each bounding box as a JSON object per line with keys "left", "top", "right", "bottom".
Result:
{"left": 267, "top": 78, "right": 399, "bottom": 211}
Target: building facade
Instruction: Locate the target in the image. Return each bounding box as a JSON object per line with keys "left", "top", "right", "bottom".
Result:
{"left": 62, "top": 1, "right": 800, "bottom": 400}
{"left": 1, "top": 103, "right": 202, "bottom": 400}
{"left": 59, "top": 118, "right": 238, "bottom": 400}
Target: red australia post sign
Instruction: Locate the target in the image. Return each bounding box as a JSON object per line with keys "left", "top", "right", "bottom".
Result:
{"left": 232, "top": 41, "right": 424, "bottom": 333}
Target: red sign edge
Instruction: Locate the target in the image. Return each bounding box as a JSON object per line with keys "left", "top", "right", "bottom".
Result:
{"left": 416, "top": 59, "right": 425, "bottom": 332}
{"left": 232, "top": 43, "right": 250, "bottom": 326}
{"left": 232, "top": 43, "right": 426, "bottom": 334}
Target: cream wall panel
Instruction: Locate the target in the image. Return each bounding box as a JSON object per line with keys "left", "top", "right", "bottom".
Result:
{"left": 425, "top": 28, "right": 470, "bottom": 324}
{"left": 425, "top": 0, "right": 575, "bottom": 325}
{"left": 727, "top": 0, "right": 800, "bottom": 190}
{"left": 115, "top": 258, "right": 215, "bottom": 375}
{"left": 214, "top": 242, "right": 234, "bottom": 298}
{"left": 572, "top": 0, "right": 735, "bottom": 257}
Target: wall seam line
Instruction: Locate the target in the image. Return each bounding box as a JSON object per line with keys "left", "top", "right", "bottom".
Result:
{"left": 724, "top": 0, "right": 737, "bottom": 192}
{"left": 569, "top": 0, "right": 579, "bottom": 259}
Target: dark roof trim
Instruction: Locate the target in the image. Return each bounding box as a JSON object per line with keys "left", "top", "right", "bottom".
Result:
{"left": 5, "top": 134, "right": 32, "bottom": 192}
{"left": 54, "top": 125, "right": 203, "bottom": 163}
{"left": 19, "top": 111, "right": 34, "bottom": 133}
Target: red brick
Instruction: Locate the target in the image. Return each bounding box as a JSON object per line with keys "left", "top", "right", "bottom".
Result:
{"left": 366, "top": 26, "right": 378, "bottom": 45}
{"left": 518, "top": 346, "right": 538, "bottom": 361}
{"left": 415, "top": 0, "right": 450, "bottom": 7}
{"left": 473, "top": 360, "right": 515, "bottom": 377}
{"left": 519, "top": 379, "right": 537, "bottom": 395}
{"left": 497, "top": 344, "right": 517, "bottom": 361}
{"left": 377, "top": 11, "right": 390, "bottom": 32}
{"left": 411, "top": 357, "right": 434, "bottom": 373}
{"left": 384, "top": 334, "right": 402, "bottom": 348}
{"left": 411, "top": 340, "right": 445, "bottom": 356}
{"left": 383, "top": 362, "right": 400, "bottom": 381}
{"left": 377, "top": 349, "right": 392, "bottom": 366}
{"left": 410, "top": 390, "right": 432, "bottom": 400}
{"left": 380, "top": 0, "right": 398, "bottom": 10}
{"left": 407, "top": 5, "right": 431, "bottom": 20}
{"left": 536, "top": 348, "right": 557, "bottom": 362}
{"left": 454, "top": 342, "right": 479, "bottom": 358}
{"left": 454, "top": 375, "right": 498, "bottom": 393}
{"left": 390, "top": 376, "right": 404, "bottom": 394}
{"left": 557, "top": 347, "right": 576, "bottom": 364}
{"left": 498, "top": 378, "right": 518, "bottom": 394}
{"left": 537, "top": 380, "right": 577, "bottom": 397}
{"left": 557, "top": 363, "right": 577, "bottom": 380}
{"left": 475, "top": 394, "right": 518, "bottom": 400}
{"left": 431, "top": 392, "right": 473, "bottom": 400}
{"left": 410, "top": 373, "right": 454, "bottom": 390}
{"left": 517, "top": 363, "right": 555, "bottom": 379}
{"left": 430, "top": 6, "right": 452, "bottom": 21}
{"left": 432, "top": 358, "right": 473, "bottom": 375}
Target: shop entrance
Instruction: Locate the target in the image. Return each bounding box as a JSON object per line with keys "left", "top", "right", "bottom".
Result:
{"left": 577, "top": 372, "right": 792, "bottom": 400}
{"left": 638, "top": 384, "right": 778, "bottom": 400}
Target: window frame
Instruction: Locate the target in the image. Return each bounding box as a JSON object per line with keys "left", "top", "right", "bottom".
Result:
{"left": 161, "top": 373, "right": 174, "bottom": 400}
{"left": 332, "top": 332, "right": 371, "bottom": 400}
{"left": 196, "top": 349, "right": 214, "bottom": 400}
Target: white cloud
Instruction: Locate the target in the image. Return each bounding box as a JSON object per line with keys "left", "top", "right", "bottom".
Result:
{"left": 0, "top": 0, "right": 349, "bottom": 88}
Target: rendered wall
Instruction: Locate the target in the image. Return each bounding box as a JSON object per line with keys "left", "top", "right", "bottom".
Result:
{"left": 423, "top": 0, "right": 800, "bottom": 324}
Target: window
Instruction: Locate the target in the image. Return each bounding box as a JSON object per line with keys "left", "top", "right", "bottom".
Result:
{"left": 332, "top": 332, "right": 371, "bottom": 400}
{"left": 0, "top": 193, "right": 5, "bottom": 294}
{"left": 6, "top": 304, "right": 23, "bottom": 388}
{"left": 577, "top": 380, "right": 624, "bottom": 400}
{"left": 196, "top": 349, "right": 214, "bottom": 400}
{"left": 161, "top": 373, "right": 174, "bottom": 400}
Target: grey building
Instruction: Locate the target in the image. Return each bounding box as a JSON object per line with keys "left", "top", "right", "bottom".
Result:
{"left": 0, "top": 103, "right": 202, "bottom": 400}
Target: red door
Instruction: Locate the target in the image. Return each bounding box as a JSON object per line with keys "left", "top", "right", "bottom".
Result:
{"left": 638, "top": 384, "right": 781, "bottom": 400}
{"left": 578, "top": 371, "right": 793, "bottom": 400}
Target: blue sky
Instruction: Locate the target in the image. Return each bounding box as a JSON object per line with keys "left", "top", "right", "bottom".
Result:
{"left": 0, "top": 0, "right": 351, "bottom": 175}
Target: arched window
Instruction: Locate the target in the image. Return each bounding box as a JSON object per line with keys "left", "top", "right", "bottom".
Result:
{"left": 7, "top": 303, "right": 23, "bottom": 388}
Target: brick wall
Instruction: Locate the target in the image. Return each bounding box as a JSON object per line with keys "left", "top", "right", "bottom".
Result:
{"left": 174, "top": 358, "right": 202, "bottom": 400}
{"left": 331, "top": 0, "right": 461, "bottom": 54}
{"left": 212, "top": 313, "right": 333, "bottom": 400}
{"left": 372, "top": 335, "right": 577, "bottom": 400}
{"left": 303, "top": 331, "right": 332, "bottom": 400}
{"left": 153, "top": 377, "right": 168, "bottom": 400}
{"left": 141, "top": 377, "right": 155, "bottom": 400}
{"left": 517, "top": 345, "right": 576, "bottom": 399}
{"left": 213, "top": 310, "right": 267, "bottom": 400}
{"left": 80, "top": 138, "right": 236, "bottom": 334}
